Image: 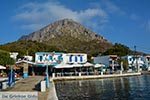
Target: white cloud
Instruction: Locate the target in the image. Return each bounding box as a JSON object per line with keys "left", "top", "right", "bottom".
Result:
{"left": 104, "top": 0, "right": 125, "bottom": 15}
{"left": 90, "top": 0, "right": 125, "bottom": 15}
{"left": 13, "top": 1, "right": 108, "bottom": 31}
{"left": 130, "top": 14, "right": 140, "bottom": 20}
{"left": 21, "top": 24, "right": 44, "bottom": 31}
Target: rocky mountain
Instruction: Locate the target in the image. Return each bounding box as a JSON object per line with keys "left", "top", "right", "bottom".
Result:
{"left": 19, "top": 18, "right": 113, "bottom": 54}
{"left": 19, "top": 19, "right": 109, "bottom": 42}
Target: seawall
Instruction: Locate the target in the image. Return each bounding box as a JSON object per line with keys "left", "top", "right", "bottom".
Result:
{"left": 48, "top": 72, "right": 141, "bottom": 100}
{"left": 52, "top": 72, "right": 141, "bottom": 81}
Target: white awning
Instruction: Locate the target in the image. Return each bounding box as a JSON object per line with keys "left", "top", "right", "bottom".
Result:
{"left": 94, "top": 64, "right": 106, "bottom": 68}
{"left": 73, "top": 64, "right": 83, "bottom": 67}
{"left": 16, "top": 60, "right": 35, "bottom": 65}
{"left": 54, "top": 64, "right": 73, "bottom": 69}
{"left": 83, "top": 62, "right": 94, "bottom": 67}
{"left": 0, "top": 65, "right": 6, "bottom": 69}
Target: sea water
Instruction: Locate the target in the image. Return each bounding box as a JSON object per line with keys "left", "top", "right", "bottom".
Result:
{"left": 55, "top": 75, "right": 150, "bottom": 100}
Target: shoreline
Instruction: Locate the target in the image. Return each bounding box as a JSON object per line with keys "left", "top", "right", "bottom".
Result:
{"left": 48, "top": 81, "right": 58, "bottom": 100}
{"left": 51, "top": 72, "right": 141, "bottom": 81}
{"left": 48, "top": 72, "right": 141, "bottom": 100}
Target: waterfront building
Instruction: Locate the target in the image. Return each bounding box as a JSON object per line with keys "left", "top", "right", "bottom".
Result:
{"left": 34, "top": 52, "right": 91, "bottom": 76}
{"left": 35, "top": 52, "right": 87, "bottom": 67}
{"left": 94, "top": 55, "right": 119, "bottom": 71}
{"left": 141, "top": 55, "right": 150, "bottom": 70}
{"left": 34, "top": 52, "right": 64, "bottom": 75}
{"left": 10, "top": 52, "right": 18, "bottom": 60}
{"left": 63, "top": 53, "right": 87, "bottom": 64}
{"left": 122, "top": 55, "right": 144, "bottom": 71}
{"left": 35, "top": 52, "right": 64, "bottom": 66}
{"left": 15, "top": 60, "right": 35, "bottom": 77}
{"left": 24, "top": 55, "right": 33, "bottom": 61}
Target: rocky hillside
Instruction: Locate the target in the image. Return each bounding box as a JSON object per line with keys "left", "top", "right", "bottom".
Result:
{"left": 19, "top": 19, "right": 109, "bottom": 42}
{"left": 18, "top": 19, "right": 113, "bottom": 54}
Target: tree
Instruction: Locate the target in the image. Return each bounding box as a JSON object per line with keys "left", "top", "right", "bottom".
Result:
{"left": 0, "top": 50, "right": 15, "bottom": 65}
{"left": 103, "top": 43, "right": 131, "bottom": 57}
{"left": 121, "top": 59, "right": 129, "bottom": 71}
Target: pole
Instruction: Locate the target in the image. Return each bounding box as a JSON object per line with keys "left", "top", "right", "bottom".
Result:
{"left": 10, "top": 66, "right": 12, "bottom": 87}
{"left": 45, "top": 54, "right": 50, "bottom": 88}
{"left": 9, "top": 66, "right": 14, "bottom": 87}
{"left": 46, "top": 64, "right": 50, "bottom": 88}
{"left": 112, "top": 60, "right": 114, "bottom": 72}
{"left": 134, "top": 46, "right": 138, "bottom": 72}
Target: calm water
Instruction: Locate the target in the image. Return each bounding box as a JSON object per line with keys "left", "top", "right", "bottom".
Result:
{"left": 55, "top": 75, "right": 150, "bottom": 100}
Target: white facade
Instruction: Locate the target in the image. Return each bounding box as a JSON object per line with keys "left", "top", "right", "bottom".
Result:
{"left": 35, "top": 52, "right": 87, "bottom": 67}
{"left": 63, "top": 53, "right": 87, "bottom": 64}
{"left": 122, "top": 55, "right": 144, "bottom": 68}
{"left": 141, "top": 56, "right": 150, "bottom": 68}
{"left": 35, "top": 52, "right": 63, "bottom": 65}
{"left": 24, "top": 56, "right": 33, "bottom": 61}
{"left": 10, "top": 52, "right": 18, "bottom": 60}
{"left": 94, "top": 55, "right": 118, "bottom": 68}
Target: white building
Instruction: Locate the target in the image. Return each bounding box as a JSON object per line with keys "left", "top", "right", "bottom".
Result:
{"left": 10, "top": 52, "right": 18, "bottom": 60}
{"left": 122, "top": 55, "right": 144, "bottom": 71}
{"left": 35, "top": 52, "right": 87, "bottom": 67}
{"left": 35, "top": 52, "right": 64, "bottom": 65}
{"left": 141, "top": 55, "right": 150, "bottom": 70}
{"left": 34, "top": 52, "right": 93, "bottom": 76}
{"left": 94, "top": 55, "right": 118, "bottom": 70}
{"left": 24, "top": 56, "right": 33, "bottom": 61}
{"left": 63, "top": 53, "right": 87, "bottom": 64}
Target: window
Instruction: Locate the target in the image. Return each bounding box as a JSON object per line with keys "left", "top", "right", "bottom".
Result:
{"left": 129, "top": 58, "right": 132, "bottom": 61}
{"left": 80, "top": 56, "right": 83, "bottom": 62}
{"left": 69, "top": 56, "right": 72, "bottom": 62}
{"left": 109, "top": 60, "right": 112, "bottom": 64}
{"left": 40, "top": 56, "right": 43, "bottom": 61}
{"left": 75, "top": 56, "right": 78, "bottom": 62}
{"left": 49, "top": 56, "right": 52, "bottom": 61}
{"left": 58, "top": 55, "right": 63, "bottom": 61}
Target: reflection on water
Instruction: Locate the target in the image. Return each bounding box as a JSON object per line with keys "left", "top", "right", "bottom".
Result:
{"left": 55, "top": 75, "right": 150, "bottom": 100}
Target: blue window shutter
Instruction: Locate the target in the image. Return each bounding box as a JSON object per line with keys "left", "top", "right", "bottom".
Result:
{"left": 80, "top": 56, "right": 83, "bottom": 62}
{"left": 58, "top": 56, "right": 63, "bottom": 61}
{"left": 39, "top": 56, "right": 43, "bottom": 61}
{"left": 49, "top": 56, "right": 52, "bottom": 61}
{"left": 75, "top": 56, "right": 78, "bottom": 62}
{"left": 69, "top": 56, "right": 72, "bottom": 62}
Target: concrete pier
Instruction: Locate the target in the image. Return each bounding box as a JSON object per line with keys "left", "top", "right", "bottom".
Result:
{"left": 52, "top": 72, "right": 141, "bottom": 81}
{"left": 1, "top": 72, "right": 141, "bottom": 100}
{"left": 48, "top": 81, "right": 58, "bottom": 100}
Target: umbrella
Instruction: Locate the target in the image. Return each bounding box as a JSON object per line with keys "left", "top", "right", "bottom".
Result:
{"left": 83, "top": 62, "right": 94, "bottom": 67}
{"left": 0, "top": 65, "right": 6, "bottom": 69}
{"left": 94, "top": 64, "right": 105, "bottom": 68}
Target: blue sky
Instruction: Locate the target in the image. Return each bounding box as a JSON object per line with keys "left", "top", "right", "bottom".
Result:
{"left": 0, "top": 0, "right": 150, "bottom": 53}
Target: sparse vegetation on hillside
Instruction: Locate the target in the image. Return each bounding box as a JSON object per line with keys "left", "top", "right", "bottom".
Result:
{"left": 0, "top": 41, "right": 60, "bottom": 58}
{"left": 0, "top": 50, "right": 15, "bottom": 65}
{"left": 0, "top": 39, "right": 112, "bottom": 60}
{"left": 103, "top": 43, "right": 131, "bottom": 56}
{"left": 0, "top": 40, "right": 133, "bottom": 64}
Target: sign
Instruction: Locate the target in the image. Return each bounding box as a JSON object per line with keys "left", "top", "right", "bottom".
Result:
{"left": 0, "top": 92, "right": 38, "bottom": 100}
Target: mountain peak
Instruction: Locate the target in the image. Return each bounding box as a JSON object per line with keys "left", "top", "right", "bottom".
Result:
{"left": 19, "top": 19, "right": 109, "bottom": 42}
